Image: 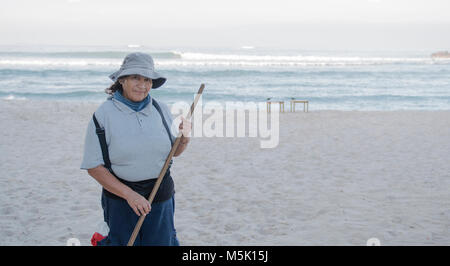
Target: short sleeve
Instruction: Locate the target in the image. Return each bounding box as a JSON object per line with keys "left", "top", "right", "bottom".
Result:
{"left": 80, "top": 117, "right": 105, "bottom": 170}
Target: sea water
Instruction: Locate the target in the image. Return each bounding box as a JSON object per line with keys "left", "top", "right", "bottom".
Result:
{"left": 0, "top": 45, "right": 449, "bottom": 110}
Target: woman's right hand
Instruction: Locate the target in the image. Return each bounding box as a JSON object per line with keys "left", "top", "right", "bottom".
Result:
{"left": 87, "top": 166, "right": 151, "bottom": 216}
{"left": 125, "top": 190, "right": 151, "bottom": 217}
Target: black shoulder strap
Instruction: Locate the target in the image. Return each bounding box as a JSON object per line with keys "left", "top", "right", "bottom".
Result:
{"left": 152, "top": 99, "right": 174, "bottom": 146}
{"left": 92, "top": 114, "right": 112, "bottom": 171}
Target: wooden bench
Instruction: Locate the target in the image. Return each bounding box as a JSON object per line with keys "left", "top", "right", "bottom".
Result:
{"left": 266, "top": 101, "right": 285, "bottom": 113}
{"left": 290, "top": 100, "right": 309, "bottom": 112}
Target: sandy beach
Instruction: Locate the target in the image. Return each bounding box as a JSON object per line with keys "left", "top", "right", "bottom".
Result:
{"left": 0, "top": 99, "right": 449, "bottom": 246}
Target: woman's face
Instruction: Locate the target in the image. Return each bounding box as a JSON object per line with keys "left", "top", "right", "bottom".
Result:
{"left": 120, "top": 74, "right": 152, "bottom": 102}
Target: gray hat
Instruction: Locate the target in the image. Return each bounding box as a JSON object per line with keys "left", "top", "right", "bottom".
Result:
{"left": 109, "top": 52, "right": 166, "bottom": 89}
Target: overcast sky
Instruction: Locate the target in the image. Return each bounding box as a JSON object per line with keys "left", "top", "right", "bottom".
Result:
{"left": 1, "top": 0, "right": 449, "bottom": 50}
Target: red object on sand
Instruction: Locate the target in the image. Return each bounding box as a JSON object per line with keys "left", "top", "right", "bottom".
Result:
{"left": 91, "top": 232, "right": 106, "bottom": 246}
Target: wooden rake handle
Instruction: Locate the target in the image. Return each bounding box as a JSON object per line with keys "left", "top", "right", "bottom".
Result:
{"left": 127, "top": 84, "right": 205, "bottom": 246}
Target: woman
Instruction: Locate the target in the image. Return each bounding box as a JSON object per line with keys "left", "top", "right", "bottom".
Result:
{"left": 81, "top": 52, "right": 190, "bottom": 246}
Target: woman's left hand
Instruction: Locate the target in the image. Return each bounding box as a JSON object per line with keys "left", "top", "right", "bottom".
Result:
{"left": 179, "top": 117, "right": 192, "bottom": 138}
{"left": 174, "top": 117, "right": 191, "bottom": 156}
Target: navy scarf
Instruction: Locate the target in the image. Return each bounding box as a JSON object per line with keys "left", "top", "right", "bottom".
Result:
{"left": 113, "top": 90, "right": 150, "bottom": 112}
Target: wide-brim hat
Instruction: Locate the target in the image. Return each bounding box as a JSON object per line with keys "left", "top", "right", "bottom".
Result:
{"left": 109, "top": 52, "right": 166, "bottom": 89}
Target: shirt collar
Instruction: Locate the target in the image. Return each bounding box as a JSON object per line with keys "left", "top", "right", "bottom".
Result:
{"left": 110, "top": 96, "right": 153, "bottom": 116}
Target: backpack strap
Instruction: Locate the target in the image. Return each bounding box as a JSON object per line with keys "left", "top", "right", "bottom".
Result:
{"left": 151, "top": 99, "right": 174, "bottom": 167}
{"left": 92, "top": 114, "right": 113, "bottom": 172}
{"left": 152, "top": 99, "right": 174, "bottom": 146}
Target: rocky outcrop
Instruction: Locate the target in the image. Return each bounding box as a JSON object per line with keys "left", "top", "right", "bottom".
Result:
{"left": 431, "top": 51, "right": 450, "bottom": 58}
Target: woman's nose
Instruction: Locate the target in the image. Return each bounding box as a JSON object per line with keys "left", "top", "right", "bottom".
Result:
{"left": 137, "top": 80, "right": 146, "bottom": 88}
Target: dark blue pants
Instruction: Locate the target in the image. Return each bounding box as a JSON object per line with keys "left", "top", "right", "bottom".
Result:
{"left": 98, "top": 192, "right": 179, "bottom": 246}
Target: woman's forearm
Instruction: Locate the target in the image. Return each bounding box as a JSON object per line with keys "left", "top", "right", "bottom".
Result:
{"left": 87, "top": 165, "right": 134, "bottom": 200}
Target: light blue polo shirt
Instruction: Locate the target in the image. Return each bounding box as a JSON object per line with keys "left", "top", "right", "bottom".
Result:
{"left": 80, "top": 95, "right": 177, "bottom": 182}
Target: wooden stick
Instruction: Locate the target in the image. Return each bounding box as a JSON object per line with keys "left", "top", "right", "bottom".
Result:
{"left": 127, "top": 84, "right": 205, "bottom": 246}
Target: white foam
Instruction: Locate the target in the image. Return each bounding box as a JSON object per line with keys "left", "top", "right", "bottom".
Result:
{"left": 0, "top": 59, "right": 121, "bottom": 67}
{"left": 0, "top": 52, "right": 442, "bottom": 67}
{"left": 2, "top": 95, "right": 28, "bottom": 101}
{"left": 178, "top": 52, "right": 428, "bottom": 62}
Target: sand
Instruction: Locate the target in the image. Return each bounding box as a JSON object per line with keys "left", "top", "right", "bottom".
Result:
{"left": 0, "top": 99, "right": 449, "bottom": 246}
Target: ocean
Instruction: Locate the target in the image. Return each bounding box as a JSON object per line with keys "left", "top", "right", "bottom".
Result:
{"left": 1, "top": 45, "right": 449, "bottom": 110}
